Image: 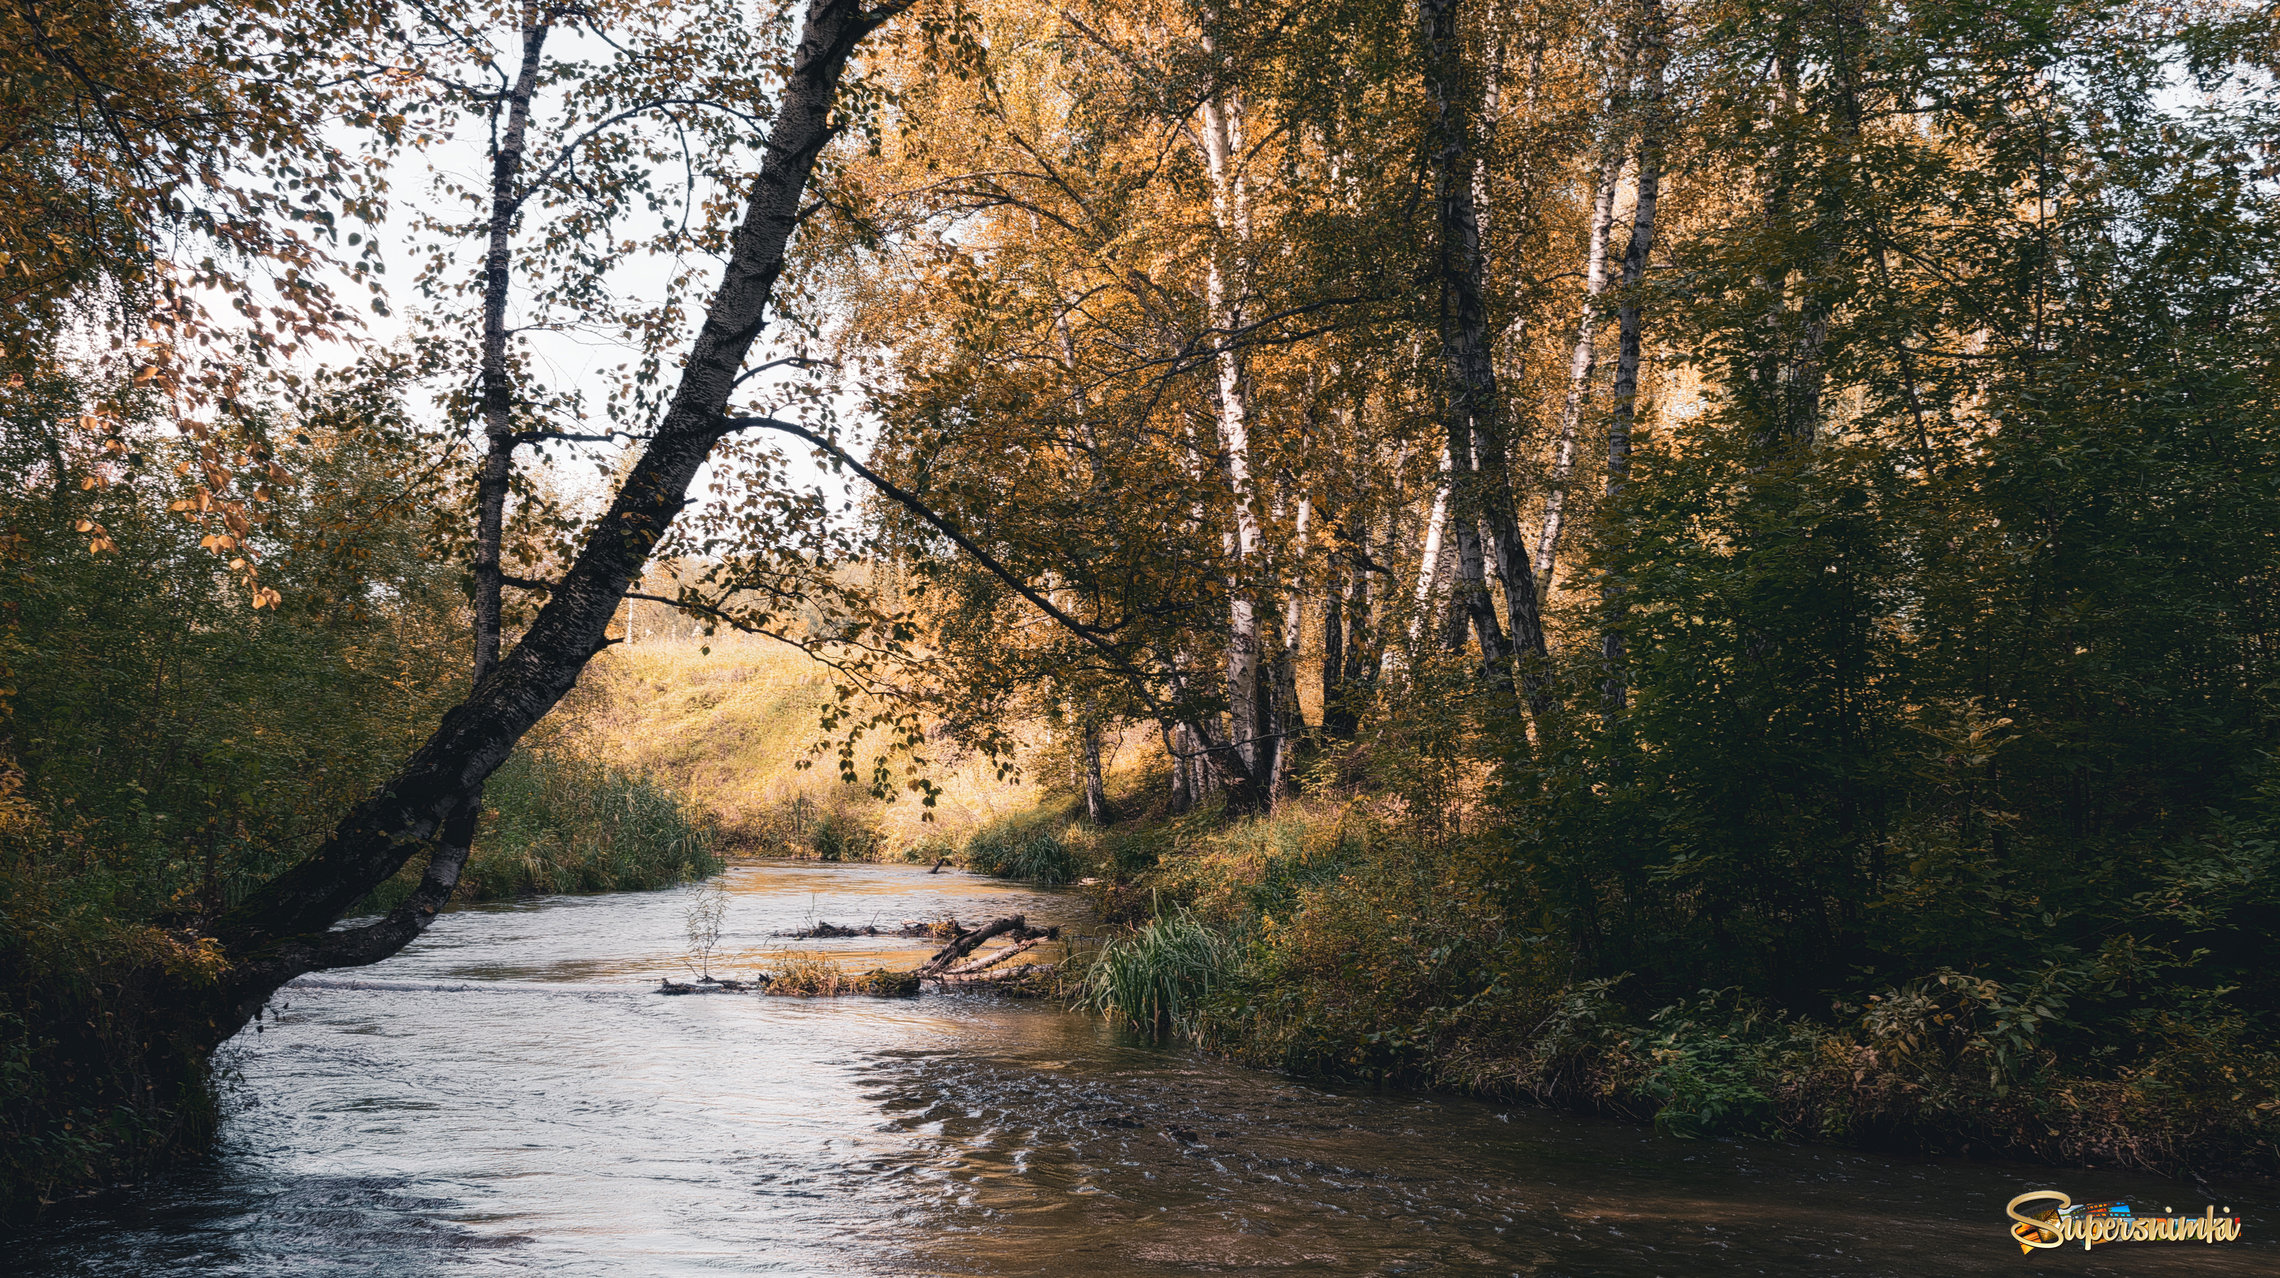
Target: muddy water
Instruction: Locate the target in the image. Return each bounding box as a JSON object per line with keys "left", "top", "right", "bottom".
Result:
{"left": 15, "top": 862, "right": 2276, "bottom": 1276}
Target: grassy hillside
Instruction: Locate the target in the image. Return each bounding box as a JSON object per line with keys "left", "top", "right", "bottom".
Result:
{"left": 551, "top": 633, "right": 1089, "bottom": 859}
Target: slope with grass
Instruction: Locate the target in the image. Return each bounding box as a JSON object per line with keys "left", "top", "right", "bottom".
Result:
{"left": 550, "top": 633, "right": 1061, "bottom": 861}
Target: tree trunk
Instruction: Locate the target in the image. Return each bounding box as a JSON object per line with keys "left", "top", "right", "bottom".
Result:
{"left": 472, "top": 11, "right": 552, "bottom": 685}
{"left": 1603, "top": 0, "right": 1667, "bottom": 714}
{"left": 1162, "top": 720, "right": 1192, "bottom": 812}
{"left": 1338, "top": 519, "right": 1378, "bottom": 724}
{"left": 1080, "top": 713, "right": 1111, "bottom": 823}
{"left": 1408, "top": 452, "right": 1451, "bottom": 647}
{"left": 1266, "top": 495, "right": 1309, "bottom": 804}
{"left": 1532, "top": 148, "right": 1623, "bottom": 598}
{"left": 1321, "top": 550, "right": 1347, "bottom": 735}
{"left": 198, "top": 0, "right": 902, "bottom": 1041}
{"left": 1416, "top": 0, "right": 1548, "bottom": 710}
{"left": 1198, "top": 80, "right": 1269, "bottom": 788}
{"left": 449, "top": 9, "right": 555, "bottom": 923}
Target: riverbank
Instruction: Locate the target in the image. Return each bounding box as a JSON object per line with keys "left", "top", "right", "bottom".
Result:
{"left": 928, "top": 784, "right": 2280, "bottom": 1182}
{"left": 1, "top": 739, "right": 719, "bottom": 1224}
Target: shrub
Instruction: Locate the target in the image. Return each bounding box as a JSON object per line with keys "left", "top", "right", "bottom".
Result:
{"left": 362, "top": 748, "right": 719, "bottom": 911}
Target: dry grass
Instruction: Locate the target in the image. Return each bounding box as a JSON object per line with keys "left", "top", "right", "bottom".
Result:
{"left": 760, "top": 951, "right": 921, "bottom": 997}
{"left": 546, "top": 631, "right": 1157, "bottom": 858}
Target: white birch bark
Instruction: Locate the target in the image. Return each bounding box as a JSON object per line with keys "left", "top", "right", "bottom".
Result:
{"left": 1532, "top": 151, "right": 1623, "bottom": 595}
{"left": 1200, "top": 82, "right": 1266, "bottom": 779}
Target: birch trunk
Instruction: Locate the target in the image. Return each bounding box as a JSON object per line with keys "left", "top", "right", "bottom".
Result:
{"left": 471, "top": 11, "right": 552, "bottom": 685}
{"left": 1408, "top": 456, "right": 1450, "bottom": 646}
{"left": 1267, "top": 496, "right": 1310, "bottom": 804}
{"left": 1321, "top": 551, "right": 1347, "bottom": 736}
{"left": 1079, "top": 715, "right": 1111, "bottom": 824}
{"left": 1417, "top": 0, "right": 1549, "bottom": 709}
{"left": 432, "top": 10, "right": 559, "bottom": 910}
{"left": 1338, "top": 518, "right": 1378, "bottom": 724}
{"left": 1532, "top": 150, "right": 1622, "bottom": 596}
{"left": 1162, "top": 721, "right": 1192, "bottom": 813}
{"left": 1199, "top": 84, "right": 1268, "bottom": 784}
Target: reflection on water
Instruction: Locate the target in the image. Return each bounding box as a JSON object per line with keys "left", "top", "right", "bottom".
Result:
{"left": 15, "top": 863, "right": 2275, "bottom": 1276}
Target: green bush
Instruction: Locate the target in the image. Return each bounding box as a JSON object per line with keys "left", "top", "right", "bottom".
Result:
{"left": 967, "top": 830, "right": 1074, "bottom": 884}
{"left": 363, "top": 749, "right": 719, "bottom": 910}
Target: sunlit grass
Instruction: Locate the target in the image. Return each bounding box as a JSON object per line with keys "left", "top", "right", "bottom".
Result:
{"left": 760, "top": 951, "right": 920, "bottom": 997}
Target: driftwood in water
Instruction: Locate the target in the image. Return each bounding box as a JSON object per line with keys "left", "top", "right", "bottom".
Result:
{"left": 914, "top": 915, "right": 1060, "bottom": 979}
{"left": 773, "top": 919, "right": 964, "bottom": 940}
{"left": 935, "top": 961, "right": 1058, "bottom": 997}
{"left": 944, "top": 935, "right": 1046, "bottom": 976}
{"left": 658, "top": 975, "right": 763, "bottom": 995}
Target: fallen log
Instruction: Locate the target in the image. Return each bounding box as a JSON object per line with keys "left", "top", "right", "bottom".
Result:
{"left": 773, "top": 921, "right": 875, "bottom": 939}
{"left": 935, "top": 962, "right": 1058, "bottom": 997}
{"left": 773, "top": 918, "right": 967, "bottom": 940}
{"left": 944, "top": 935, "right": 1046, "bottom": 976}
{"left": 914, "top": 915, "right": 1025, "bottom": 976}
{"left": 915, "top": 916, "right": 1061, "bottom": 979}
{"left": 658, "top": 975, "right": 762, "bottom": 995}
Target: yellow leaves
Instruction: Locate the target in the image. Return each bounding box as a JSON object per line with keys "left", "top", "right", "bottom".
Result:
{"left": 158, "top": 933, "right": 231, "bottom": 987}
{"left": 251, "top": 586, "right": 282, "bottom": 610}
{"left": 200, "top": 533, "right": 238, "bottom": 552}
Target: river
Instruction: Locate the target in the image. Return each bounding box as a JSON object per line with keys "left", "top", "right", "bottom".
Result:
{"left": 14, "top": 862, "right": 2275, "bottom": 1275}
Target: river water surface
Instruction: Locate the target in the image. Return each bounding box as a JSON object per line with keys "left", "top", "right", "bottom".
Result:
{"left": 16, "top": 862, "right": 2277, "bottom": 1276}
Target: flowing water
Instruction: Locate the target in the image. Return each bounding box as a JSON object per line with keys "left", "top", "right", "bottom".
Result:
{"left": 14, "top": 862, "right": 2276, "bottom": 1276}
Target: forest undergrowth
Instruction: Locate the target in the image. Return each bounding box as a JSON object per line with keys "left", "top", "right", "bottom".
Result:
{"left": 995, "top": 731, "right": 2280, "bottom": 1179}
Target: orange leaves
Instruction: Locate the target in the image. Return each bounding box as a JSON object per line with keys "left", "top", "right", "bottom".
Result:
{"left": 73, "top": 519, "right": 117, "bottom": 554}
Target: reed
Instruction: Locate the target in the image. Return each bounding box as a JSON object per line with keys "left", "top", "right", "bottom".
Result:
{"left": 1075, "top": 909, "right": 1239, "bottom": 1035}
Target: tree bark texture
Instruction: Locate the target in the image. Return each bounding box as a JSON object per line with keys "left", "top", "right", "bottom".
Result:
{"left": 1532, "top": 148, "right": 1622, "bottom": 599}
{"left": 1416, "top": 0, "right": 1550, "bottom": 712}
{"left": 472, "top": 11, "right": 553, "bottom": 686}
{"left": 1079, "top": 714, "right": 1111, "bottom": 823}
{"left": 1199, "top": 84, "right": 1270, "bottom": 790}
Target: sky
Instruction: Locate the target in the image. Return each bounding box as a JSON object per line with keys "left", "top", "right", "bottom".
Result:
{"left": 290, "top": 22, "right": 869, "bottom": 528}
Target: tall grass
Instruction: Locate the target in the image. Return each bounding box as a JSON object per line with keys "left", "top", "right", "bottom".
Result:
{"left": 363, "top": 749, "right": 719, "bottom": 911}
{"left": 1076, "top": 909, "right": 1240, "bottom": 1035}
{"left": 961, "top": 804, "right": 1080, "bottom": 883}
{"left": 966, "top": 829, "right": 1076, "bottom": 884}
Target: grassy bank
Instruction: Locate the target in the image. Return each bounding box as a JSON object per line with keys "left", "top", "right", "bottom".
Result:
{"left": 990, "top": 758, "right": 2280, "bottom": 1178}
{"left": 360, "top": 747, "right": 721, "bottom": 912}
